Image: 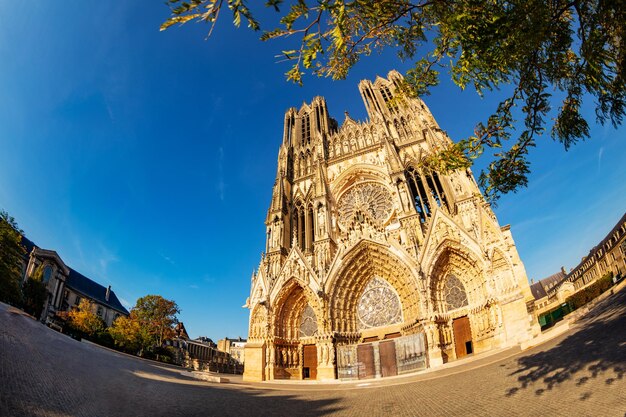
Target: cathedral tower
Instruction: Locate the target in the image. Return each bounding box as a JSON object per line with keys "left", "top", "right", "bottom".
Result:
{"left": 244, "top": 71, "right": 538, "bottom": 382}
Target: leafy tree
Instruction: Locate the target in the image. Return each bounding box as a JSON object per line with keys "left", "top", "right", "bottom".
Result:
{"left": 162, "top": 0, "right": 625, "bottom": 201}
{"left": 108, "top": 314, "right": 146, "bottom": 354}
{"left": 67, "top": 299, "right": 106, "bottom": 337}
{"left": 22, "top": 265, "right": 48, "bottom": 319}
{"left": 109, "top": 295, "right": 180, "bottom": 355}
{"left": 133, "top": 295, "right": 181, "bottom": 347}
{"left": 0, "top": 210, "right": 26, "bottom": 305}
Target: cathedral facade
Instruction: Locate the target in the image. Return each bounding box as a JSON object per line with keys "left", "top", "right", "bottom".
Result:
{"left": 244, "top": 71, "right": 538, "bottom": 382}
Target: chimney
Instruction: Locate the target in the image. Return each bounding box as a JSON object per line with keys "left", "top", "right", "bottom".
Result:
{"left": 105, "top": 285, "right": 111, "bottom": 302}
{"left": 561, "top": 266, "right": 567, "bottom": 276}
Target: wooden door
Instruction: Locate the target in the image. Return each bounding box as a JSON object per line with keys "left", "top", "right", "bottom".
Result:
{"left": 357, "top": 343, "right": 375, "bottom": 379}
{"left": 453, "top": 316, "right": 473, "bottom": 359}
{"left": 303, "top": 345, "right": 317, "bottom": 380}
{"left": 379, "top": 340, "right": 398, "bottom": 377}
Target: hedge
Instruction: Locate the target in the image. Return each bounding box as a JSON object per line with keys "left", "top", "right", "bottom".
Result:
{"left": 565, "top": 272, "right": 614, "bottom": 310}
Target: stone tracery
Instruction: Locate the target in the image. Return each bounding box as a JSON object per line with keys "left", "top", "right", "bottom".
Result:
{"left": 357, "top": 277, "right": 402, "bottom": 329}
{"left": 429, "top": 246, "right": 486, "bottom": 312}
{"left": 327, "top": 241, "right": 421, "bottom": 334}
{"left": 337, "top": 182, "right": 393, "bottom": 229}
{"left": 299, "top": 304, "right": 318, "bottom": 337}
{"left": 443, "top": 274, "right": 468, "bottom": 311}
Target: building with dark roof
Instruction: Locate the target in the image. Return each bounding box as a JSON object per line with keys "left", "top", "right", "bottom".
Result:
{"left": 20, "top": 235, "right": 128, "bottom": 326}
{"left": 529, "top": 269, "right": 573, "bottom": 314}
{"left": 62, "top": 268, "right": 129, "bottom": 326}
{"left": 21, "top": 244, "right": 71, "bottom": 324}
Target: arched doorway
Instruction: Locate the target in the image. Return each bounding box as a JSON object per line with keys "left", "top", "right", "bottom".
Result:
{"left": 326, "top": 241, "right": 427, "bottom": 379}
{"left": 429, "top": 246, "right": 496, "bottom": 361}
{"left": 443, "top": 274, "right": 472, "bottom": 358}
{"left": 271, "top": 279, "right": 322, "bottom": 380}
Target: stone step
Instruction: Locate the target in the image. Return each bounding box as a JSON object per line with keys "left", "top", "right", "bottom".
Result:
{"left": 183, "top": 371, "right": 230, "bottom": 383}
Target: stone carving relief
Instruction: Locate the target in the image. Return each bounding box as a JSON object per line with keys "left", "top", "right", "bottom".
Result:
{"left": 340, "top": 221, "right": 387, "bottom": 249}
{"left": 249, "top": 305, "right": 267, "bottom": 340}
{"left": 328, "top": 123, "right": 384, "bottom": 160}
{"left": 317, "top": 205, "right": 327, "bottom": 236}
{"left": 276, "top": 345, "right": 300, "bottom": 368}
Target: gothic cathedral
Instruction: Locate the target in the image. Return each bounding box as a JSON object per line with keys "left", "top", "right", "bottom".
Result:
{"left": 244, "top": 70, "right": 538, "bottom": 382}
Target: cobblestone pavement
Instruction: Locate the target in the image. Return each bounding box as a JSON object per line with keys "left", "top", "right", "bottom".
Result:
{"left": 1, "top": 290, "right": 625, "bottom": 417}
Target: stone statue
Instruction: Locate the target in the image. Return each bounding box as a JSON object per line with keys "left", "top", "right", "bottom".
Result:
{"left": 317, "top": 205, "right": 327, "bottom": 236}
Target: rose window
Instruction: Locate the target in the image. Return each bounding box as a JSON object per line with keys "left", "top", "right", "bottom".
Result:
{"left": 337, "top": 183, "right": 393, "bottom": 228}
{"left": 357, "top": 277, "right": 402, "bottom": 329}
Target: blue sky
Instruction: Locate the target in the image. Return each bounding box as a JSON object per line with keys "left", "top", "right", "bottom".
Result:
{"left": 1, "top": 2, "right": 624, "bottom": 340}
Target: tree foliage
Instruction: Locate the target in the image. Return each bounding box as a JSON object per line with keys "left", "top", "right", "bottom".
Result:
{"left": 133, "top": 295, "right": 181, "bottom": 346}
{"left": 163, "top": 0, "right": 625, "bottom": 201}
{"left": 109, "top": 295, "right": 180, "bottom": 355}
{"left": 109, "top": 314, "right": 147, "bottom": 354}
{"left": 22, "top": 264, "right": 48, "bottom": 319}
{"left": 67, "top": 299, "right": 106, "bottom": 336}
{"left": 0, "top": 210, "right": 26, "bottom": 305}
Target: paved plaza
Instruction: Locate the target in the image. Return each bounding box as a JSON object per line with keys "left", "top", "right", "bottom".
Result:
{"left": 1, "top": 290, "right": 625, "bottom": 417}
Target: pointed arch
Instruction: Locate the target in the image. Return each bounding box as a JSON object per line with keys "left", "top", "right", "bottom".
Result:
{"left": 404, "top": 164, "right": 449, "bottom": 221}
{"left": 489, "top": 247, "right": 517, "bottom": 294}
{"left": 326, "top": 240, "right": 423, "bottom": 333}
{"left": 428, "top": 245, "right": 486, "bottom": 314}
{"left": 272, "top": 278, "right": 322, "bottom": 341}
{"left": 330, "top": 163, "right": 391, "bottom": 197}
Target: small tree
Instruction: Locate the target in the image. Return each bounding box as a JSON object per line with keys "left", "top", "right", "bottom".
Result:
{"left": 0, "top": 210, "right": 26, "bottom": 305}
{"left": 133, "top": 295, "right": 181, "bottom": 347}
{"left": 108, "top": 314, "right": 147, "bottom": 354}
{"left": 109, "top": 295, "right": 181, "bottom": 357}
{"left": 67, "top": 299, "right": 106, "bottom": 337}
{"left": 22, "top": 265, "right": 48, "bottom": 319}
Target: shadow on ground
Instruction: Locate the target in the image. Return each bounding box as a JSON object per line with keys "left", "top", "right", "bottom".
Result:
{"left": 505, "top": 289, "right": 626, "bottom": 398}
{"left": 0, "top": 302, "right": 343, "bottom": 417}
